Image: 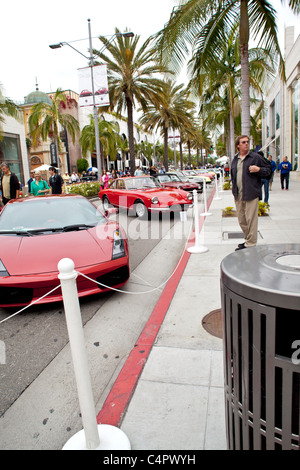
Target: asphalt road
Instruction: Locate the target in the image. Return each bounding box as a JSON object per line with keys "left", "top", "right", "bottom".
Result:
{"left": 0, "top": 202, "right": 189, "bottom": 418}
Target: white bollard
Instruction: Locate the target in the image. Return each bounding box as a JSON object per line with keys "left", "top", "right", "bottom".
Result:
{"left": 214, "top": 173, "right": 221, "bottom": 200}
{"left": 187, "top": 190, "right": 208, "bottom": 254}
{"left": 58, "top": 258, "right": 131, "bottom": 451}
{"left": 219, "top": 169, "right": 224, "bottom": 192}
{"left": 200, "top": 179, "right": 212, "bottom": 217}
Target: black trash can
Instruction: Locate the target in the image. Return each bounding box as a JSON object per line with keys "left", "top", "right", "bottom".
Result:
{"left": 220, "top": 244, "right": 300, "bottom": 450}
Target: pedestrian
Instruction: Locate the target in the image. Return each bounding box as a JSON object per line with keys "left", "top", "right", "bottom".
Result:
{"left": 230, "top": 136, "right": 271, "bottom": 251}
{"left": 268, "top": 155, "right": 277, "bottom": 190}
{"left": 134, "top": 166, "right": 143, "bottom": 176}
{"left": 49, "top": 166, "right": 64, "bottom": 194}
{"left": 101, "top": 170, "right": 110, "bottom": 188}
{"left": 27, "top": 170, "right": 35, "bottom": 194}
{"left": 0, "top": 162, "right": 20, "bottom": 205}
{"left": 30, "top": 172, "right": 50, "bottom": 196}
{"left": 278, "top": 156, "right": 292, "bottom": 190}
{"left": 258, "top": 151, "right": 270, "bottom": 205}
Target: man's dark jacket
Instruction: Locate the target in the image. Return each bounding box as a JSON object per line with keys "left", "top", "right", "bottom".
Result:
{"left": 231, "top": 151, "right": 271, "bottom": 201}
{"left": 0, "top": 172, "right": 20, "bottom": 200}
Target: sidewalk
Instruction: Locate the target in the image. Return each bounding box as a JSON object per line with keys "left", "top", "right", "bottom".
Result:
{"left": 98, "top": 173, "right": 300, "bottom": 450}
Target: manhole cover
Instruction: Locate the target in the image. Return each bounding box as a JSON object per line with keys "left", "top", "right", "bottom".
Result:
{"left": 202, "top": 309, "right": 223, "bottom": 339}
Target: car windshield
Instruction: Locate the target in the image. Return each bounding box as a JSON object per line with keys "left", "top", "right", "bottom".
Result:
{"left": 184, "top": 170, "right": 197, "bottom": 175}
{"left": 0, "top": 197, "right": 106, "bottom": 234}
{"left": 156, "top": 175, "right": 172, "bottom": 183}
{"left": 167, "top": 174, "right": 181, "bottom": 182}
{"left": 125, "top": 177, "right": 160, "bottom": 190}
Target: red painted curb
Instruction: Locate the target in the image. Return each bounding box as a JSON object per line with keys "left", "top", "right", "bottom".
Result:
{"left": 97, "top": 186, "right": 216, "bottom": 427}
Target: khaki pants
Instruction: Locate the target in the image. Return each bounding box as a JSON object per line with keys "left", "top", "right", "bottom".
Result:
{"left": 235, "top": 195, "right": 259, "bottom": 247}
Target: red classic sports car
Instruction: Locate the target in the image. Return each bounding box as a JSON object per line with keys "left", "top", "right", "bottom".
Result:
{"left": 152, "top": 173, "right": 202, "bottom": 193}
{"left": 0, "top": 195, "right": 129, "bottom": 307}
{"left": 99, "top": 176, "right": 193, "bottom": 218}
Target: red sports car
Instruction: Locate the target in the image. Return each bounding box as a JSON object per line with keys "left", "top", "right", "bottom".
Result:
{"left": 153, "top": 173, "right": 202, "bottom": 193}
{"left": 99, "top": 176, "right": 193, "bottom": 218}
{"left": 0, "top": 195, "right": 129, "bottom": 307}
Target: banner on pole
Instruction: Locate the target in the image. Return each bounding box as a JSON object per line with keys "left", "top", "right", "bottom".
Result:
{"left": 78, "top": 64, "right": 110, "bottom": 107}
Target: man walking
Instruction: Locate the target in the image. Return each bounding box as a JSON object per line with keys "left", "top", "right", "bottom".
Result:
{"left": 231, "top": 136, "right": 271, "bottom": 251}
{"left": 278, "top": 156, "right": 292, "bottom": 190}
{"left": 49, "top": 167, "right": 64, "bottom": 194}
{"left": 0, "top": 162, "right": 20, "bottom": 205}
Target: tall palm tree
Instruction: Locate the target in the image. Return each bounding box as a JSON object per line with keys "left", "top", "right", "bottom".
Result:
{"left": 155, "top": 0, "right": 300, "bottom": 136}
{"left": 138, "top": 79, "right": 195, "bottom": 171}
{"left": 80, "top": 115, "right": 121, "bottom": 166}
{"left": 191, "top": 22, "right": 277, "bottom": 161}
{"left": 94, "top": 28, "right": 168, "bottom": 174}
{"left": 0, "top": 86, "right": 20, "bottom": 139}
{"left": 28, "top": 88, "right": 79, "bottom": 170}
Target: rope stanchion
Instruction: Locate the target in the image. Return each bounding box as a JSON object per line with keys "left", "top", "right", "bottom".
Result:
{"left": 58, "top": 258, "right": 131, "bottom": 451}
{"left": 187, "top": 190, "right": 208, "bottom": 254}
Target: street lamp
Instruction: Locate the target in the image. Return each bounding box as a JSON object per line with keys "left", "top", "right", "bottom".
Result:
{"left": 50, "top": 19, "right": 134, "bottom": 180}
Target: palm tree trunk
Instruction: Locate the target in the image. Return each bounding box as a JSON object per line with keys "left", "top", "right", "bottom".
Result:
{"left": 229, "top": 107, "right": 235, "bottom": 166}
{"left": 179, "top": 140, "right": 183, "bottom": 169}
{"left": 163, "top": 126, "right": 169, "bottom": 171}
{"left": 240, "top": 0, "right": 251, "bottom": 137}
{"left": 126, "top": 96, "right": 136, "bottom": 175}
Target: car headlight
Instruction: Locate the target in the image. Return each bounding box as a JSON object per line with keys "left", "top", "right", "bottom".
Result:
{"left": 0, "top": 259, "right": 9, "bottom": 277}
{"left": 187, "top": 193, "right": 193, "bottom": 201}
{"left": 112, "top": 230, "right": 126, "bottom": 259}
{"left": 151, "top": 196, "right": 159, "bottom": 204}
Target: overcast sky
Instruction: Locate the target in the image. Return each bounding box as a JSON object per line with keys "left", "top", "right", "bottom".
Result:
{"left": 1, "top": 0, "right": 300, "bottom": 103}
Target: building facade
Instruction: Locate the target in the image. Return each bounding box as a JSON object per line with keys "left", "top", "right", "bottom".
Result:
{"left": 262, "top": 27, "right": 299, "bottom": 171}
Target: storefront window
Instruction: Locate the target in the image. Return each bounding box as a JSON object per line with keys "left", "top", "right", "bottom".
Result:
{"left": 291, "top": 80, "right": 299, "bottom": 170}
{"left": 0, "top": 133, "right": 24, "bottom": 183}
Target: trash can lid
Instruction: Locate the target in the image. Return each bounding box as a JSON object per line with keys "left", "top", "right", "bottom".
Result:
{"left": 220, "top": 244, "right": 300, "bottom": 309}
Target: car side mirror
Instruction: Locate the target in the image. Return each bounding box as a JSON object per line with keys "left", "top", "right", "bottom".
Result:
{"left": 105, "top": 207, "right": 118, "bottom": 218}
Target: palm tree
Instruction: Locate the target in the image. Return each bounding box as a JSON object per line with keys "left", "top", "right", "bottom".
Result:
{"left": 155, "top": 0, "right": 300, "bottom": 136}
{"left": 94, "top": 28, "right": 168, "bottom": 174}
{"left": 28, "top": 88, "right": 79, "bottom": 170}
{"left": 138, "top": 79, "right": 195, "bottom": 171}
{"left": 190, "top": 22, "right": 277, "bottom": 161}
{"left": 80, "top": 115, "right": 121, "bottom": 167}
{"left": 0, "top": 86, "right": 20, "bottom": 139}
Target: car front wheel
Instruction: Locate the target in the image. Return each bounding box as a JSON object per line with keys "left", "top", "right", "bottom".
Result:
{"left": 102, "top": 196, "right": 111, "bottom": 211}
{"left": 135, "top": 201, "right": 148, "bottom": 219}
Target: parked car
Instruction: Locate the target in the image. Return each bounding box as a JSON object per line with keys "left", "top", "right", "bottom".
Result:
{"left": 0, "top": 195, "right": 129, "bottom": 307}
{"left": 176, "top": 170, "right": 212, "bottom": 185}
{"left": 194, "top": 169, "right": 215, "bottom": 180}
{"left": 152, "top": 173, "right": 202, "bottom": 193}
{"left": 99, "top": 176, "right": 193, "bottom": 218}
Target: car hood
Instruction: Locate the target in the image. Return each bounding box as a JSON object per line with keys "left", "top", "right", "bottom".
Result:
{"left": 134, "top": 187, "right": 190, "bottom": 201}
{"left": 0, "top": 225, "right": 117, "bottom": 275}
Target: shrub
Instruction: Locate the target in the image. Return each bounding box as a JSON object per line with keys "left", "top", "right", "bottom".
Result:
{"left": 258, "top": 201, "right": 270, "bottom": 216}
{"left": 67, "top": 182, "right": 101, "bottom": 198}
{"left": 223, "top": 181, "right": 231, "bottom": 190}
{"left": 222, "top": 206, "right": 235, "bottom": 217}
{"left": 76, "top": 158, "right": 89, "bottom": 174}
